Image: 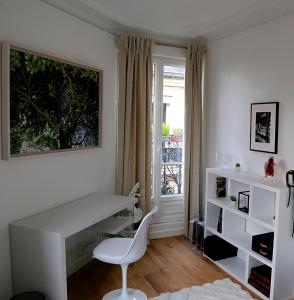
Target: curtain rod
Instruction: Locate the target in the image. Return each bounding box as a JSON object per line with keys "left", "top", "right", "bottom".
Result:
{"left": 155, "top": 41, "right": 188, "bottom": 49}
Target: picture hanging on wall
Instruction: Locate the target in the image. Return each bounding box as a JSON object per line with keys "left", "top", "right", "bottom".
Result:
{"left": 1, "top": 41, "right": 103, "bottom": 160}
{"left": 250, "top": 102, "right": 279, "bottom": 154}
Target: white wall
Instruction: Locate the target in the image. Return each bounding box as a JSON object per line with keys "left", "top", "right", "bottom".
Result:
{"left": 0, "top": 0, "right": 117, "bottom": 298}
{"left": 206, "top": 12, "right": 294, "bottom": 175}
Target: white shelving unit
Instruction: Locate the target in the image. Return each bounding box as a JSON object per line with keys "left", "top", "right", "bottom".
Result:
{"left": 205, "top": 168, "right": 294, "bottom": 300}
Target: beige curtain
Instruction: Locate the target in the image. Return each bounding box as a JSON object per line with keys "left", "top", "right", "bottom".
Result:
{"left": 115, "top": 36, "right": 153, "bottom": 213}
{"left": 184, "top": 42, "right": 207, "bottom": 237}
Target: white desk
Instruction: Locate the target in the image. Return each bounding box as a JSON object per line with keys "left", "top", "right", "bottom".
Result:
{"left": 10, "top": 193, "right": 136, "bottom": 300}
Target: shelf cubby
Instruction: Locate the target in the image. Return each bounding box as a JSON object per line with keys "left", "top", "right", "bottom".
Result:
{"left": 206, "top": 202, "right": 222, "bottom": 232}
{"left": 251, "top": 186, "right": 276, "bottom": 227}
{"left": 207, "top": 172, "right": 228, "bottom": 199}
{"left": 223, "top": 209, "right": 245, "bottom": 236}
{"left": 229, "top": 179, "right": 250, "bottom": 199}
{"left": 222, "top": 210, "right": 273, "bottom": 263}
{"left": 216, "top": 249, "right": 247, "bottom": 282}
{"left": 248, "top": 256, "right": 272, "bottom": 299}
{"left": 248, "top": 255, "right": 271, "bottom": 272}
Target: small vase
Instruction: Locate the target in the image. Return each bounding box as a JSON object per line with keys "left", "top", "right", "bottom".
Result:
{"left": 230, "top": 201, "right": 236, "bottom": 207}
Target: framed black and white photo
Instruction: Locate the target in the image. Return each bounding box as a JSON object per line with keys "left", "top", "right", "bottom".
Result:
{"left": 250, "top": 102, "right": 279, "bottom": 154}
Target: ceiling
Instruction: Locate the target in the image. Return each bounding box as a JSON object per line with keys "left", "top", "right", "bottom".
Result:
{"left": 42, "top": 0, "right": 294, "bottom": 43}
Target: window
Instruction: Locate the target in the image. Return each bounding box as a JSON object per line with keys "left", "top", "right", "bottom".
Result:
{"left": 152, "top": 56, "right": 185, "bottom": 223}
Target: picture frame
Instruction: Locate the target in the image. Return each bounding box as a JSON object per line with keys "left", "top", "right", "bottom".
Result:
{"left": 250, "top": 102, "right": 279, "bottom": 154}
{"left": 216, "top": 177, "right": 226, "bottom": 198}
{"left": 1, "top": 41, "right": 103, "bottom": 160}
{"left": 238, "top": 191, "right": 250, "bottom": 214}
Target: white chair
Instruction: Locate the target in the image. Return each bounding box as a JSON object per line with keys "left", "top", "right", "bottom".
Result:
{"left": 93, "top": 206, "right": 157, "bottom": 300}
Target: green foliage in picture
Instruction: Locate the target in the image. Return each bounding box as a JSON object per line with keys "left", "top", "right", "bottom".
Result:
{"left": 162, "top": 123, "right": 170, "bottom": 136}
{"left": 9, "top": 48, "right": 101, "bottom": 155}
{"left": 172, "top": 128, "right": 183, "bottom": 136}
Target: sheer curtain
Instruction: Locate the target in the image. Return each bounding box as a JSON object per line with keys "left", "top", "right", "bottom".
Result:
{"left": 115, "top": 36, "right": 153, "bottom": 213}
{"left": 184, "top": 42, "right": 207, "bottom": 236}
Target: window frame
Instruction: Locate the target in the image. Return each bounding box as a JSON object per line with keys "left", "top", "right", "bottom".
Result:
{"left": 151, "top": 56, "right": 186, "bottom": 206}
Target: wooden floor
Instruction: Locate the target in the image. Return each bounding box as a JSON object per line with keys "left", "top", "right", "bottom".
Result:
{"left": 68, "top": 236, "right": 260, "bottom": 300}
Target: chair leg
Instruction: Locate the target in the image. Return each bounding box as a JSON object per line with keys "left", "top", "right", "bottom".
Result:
{"left": 102, "top": 263, "right": 147, "bottom": 300}
{"left": 120, "top": 264, "right": 129, "bottom": 298}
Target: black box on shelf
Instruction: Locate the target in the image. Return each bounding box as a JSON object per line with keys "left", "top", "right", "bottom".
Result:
{"left": 252, "top": 232, "right": 274, "bottom": 260}
{"left": 204, "top": 235, "right": 238, "bottom": 261}
{"left": 248, "top": 265, "right": 272, "bottom": 298}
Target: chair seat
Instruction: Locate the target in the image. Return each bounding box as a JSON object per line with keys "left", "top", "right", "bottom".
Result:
{"left": 93, "top": 238, "right": 133, "bottom": 264}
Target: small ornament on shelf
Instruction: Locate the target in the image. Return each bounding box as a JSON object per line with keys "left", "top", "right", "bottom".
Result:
{"left": 235, "top": 163, "right": 241, "bottom": 172}
{"left": 263, "top": 156, "right": 284, "bottom": 184}
{"left": 229, "top": 195, "right": 237, "bottom": 207}
{"left": 264, "top": 156, "right": 275, "bottom": 177}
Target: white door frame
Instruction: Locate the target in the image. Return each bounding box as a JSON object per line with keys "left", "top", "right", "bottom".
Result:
{"left": 151, "top": 57, "right": 186, "bottom": 234}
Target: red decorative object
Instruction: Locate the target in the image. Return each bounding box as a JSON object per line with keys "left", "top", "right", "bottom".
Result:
{"left": 170, "top": 135, "right": 183, "bottom": 143}
{"left": 264, "top": 156, "right": 275, "bottom": 177}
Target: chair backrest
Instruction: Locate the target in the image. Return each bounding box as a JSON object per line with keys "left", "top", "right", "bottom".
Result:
{"left": 128, "top": 182, "right": 140, "bottom": 197}
{"left": 125, "top": 206, "right": 158, "bottom": 262}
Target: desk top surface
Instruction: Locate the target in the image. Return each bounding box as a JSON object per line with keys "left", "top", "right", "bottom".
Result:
{"left": 11, "top": 194, "right": 136, "bottom": 238}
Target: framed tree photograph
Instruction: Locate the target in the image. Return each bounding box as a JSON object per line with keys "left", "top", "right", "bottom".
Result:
{"left": 1, "top": 42, "right": 103, "bottom": 159}
{"left": 250, "top": 102, "right": 279, "bottom": 154}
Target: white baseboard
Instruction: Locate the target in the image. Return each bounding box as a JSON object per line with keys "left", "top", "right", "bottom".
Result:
{"left": 149, "top": 220, "right": 185, "bottom": 239}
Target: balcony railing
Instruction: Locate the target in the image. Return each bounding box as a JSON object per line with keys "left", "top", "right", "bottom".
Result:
{"left": 161, "top": 136, "right": 183, "bottom": 196}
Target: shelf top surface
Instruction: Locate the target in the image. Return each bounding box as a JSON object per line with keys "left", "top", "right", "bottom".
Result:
{"left": 11, "top": 193, "right": 136, "bottom": 238}
{"left": 207, "top": 168, "right": 287, "bottom": 192}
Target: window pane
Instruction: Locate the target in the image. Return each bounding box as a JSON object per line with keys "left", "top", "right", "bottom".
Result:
{"left": 161, "top": 65, "right": 185, "bottom": 196}
{"left": 161, "top": 164, "right": 183, "bottom": 195}
{"left": 162, "top": 145, "right": 182, "bottom": 163}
